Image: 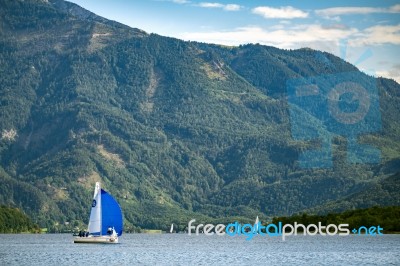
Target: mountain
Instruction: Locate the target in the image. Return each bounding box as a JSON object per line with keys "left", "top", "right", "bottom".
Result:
{"left": 307, "top": 171, "right": 400, "bottom": 214}
{"left": 0, "top": 0, "right": 399, "bottom": 230}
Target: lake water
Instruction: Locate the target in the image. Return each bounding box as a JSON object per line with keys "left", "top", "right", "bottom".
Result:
{"left": 0, "top": 234, "right": 399, "bottom": 265}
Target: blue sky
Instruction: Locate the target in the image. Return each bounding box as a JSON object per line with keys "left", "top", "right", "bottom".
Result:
{"left": 68, "top": 0, "right": 400, "bottom": 82}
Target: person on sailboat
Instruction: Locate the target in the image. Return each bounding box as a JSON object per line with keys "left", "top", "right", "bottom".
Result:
{"left": 107, "top": 227, "right": 113, "bottom": 235}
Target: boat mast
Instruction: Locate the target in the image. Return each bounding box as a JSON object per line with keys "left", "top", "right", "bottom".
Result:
{"left": 97, "top": 182, "right": 102, "bottom": 236}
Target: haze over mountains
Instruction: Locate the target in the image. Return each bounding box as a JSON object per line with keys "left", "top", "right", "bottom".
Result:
{"left": 0, "top": 0, "right": 399, "bottom": 229}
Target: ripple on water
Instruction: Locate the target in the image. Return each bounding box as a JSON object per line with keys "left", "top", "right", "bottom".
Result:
{"left": 0, "top": 234, "right": 399, "bottom": 265}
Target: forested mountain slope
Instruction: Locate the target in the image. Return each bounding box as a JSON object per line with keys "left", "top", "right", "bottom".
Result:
{"left": 0, "top": 0, "right": 399, "bottom": 230}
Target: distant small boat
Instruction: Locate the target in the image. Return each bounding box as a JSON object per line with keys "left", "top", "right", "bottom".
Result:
{"left": 74, "top": 182, "right": 123, "bottom": 244}
{"left": 253, "top": 216, "right": 259, "bottom": 233}
{"left": 170, "top": 224, "right": 174, "bottom": 233}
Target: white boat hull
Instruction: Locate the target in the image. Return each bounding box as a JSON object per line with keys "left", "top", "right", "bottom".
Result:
{"left": 74, "top": 235, "right": 118, "bottom": 244}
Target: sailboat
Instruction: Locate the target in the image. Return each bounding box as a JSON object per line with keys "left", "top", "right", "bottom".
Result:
{"left": 74, "top": 182, "right": 123, "bottom": 244}
{"left": 170, "top": 223, "right": 174, "bottom": 233}
{"left": 253, "top": 216, "right": 260, "bottom": 233}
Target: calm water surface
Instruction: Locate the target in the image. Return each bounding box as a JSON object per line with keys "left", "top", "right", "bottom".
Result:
{"left": 0, "top": 234, "right": 398, "bottom": 265}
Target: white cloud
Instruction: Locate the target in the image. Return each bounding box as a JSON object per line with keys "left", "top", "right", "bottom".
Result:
{"left": 199, "top": 2, "right": 223, "bottom": 8}
{"left": 315, "top": 4, "right": 400, "bottom": 18}
{"left": 252, "top": 6, "right": 308, "bottom": 19}
{"left": 179, "top": 20, "right": 400, "bottom": 49}
{"left": 316, "top": 7, "right": 385, "bottom": 17}
{"left": 224, "top": 4, "right": 241, "bottom": 11}
{"left": 350, "top": 24, "right": 400, "bottom": 46}
{"left": 391, "top": 4, "right": 400, "bottom": 12}
{"left": 178, "top": 24, "right": 357, "bottom": 48}
{"left": 376, "top": 69, "right": 400, "bottom": 83}
{"left": 172, "top": 0, "right": 189, "bottom": 3}
{"left": 198, "top": 2, "right": 242, "bottom": 11}
{"left": 158, "top": 0, "right": 190, "bottom": 3}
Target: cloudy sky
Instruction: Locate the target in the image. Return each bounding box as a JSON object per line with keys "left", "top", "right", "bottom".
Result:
{"left": 68, "top": 0, "right": 400, "bottom": 82}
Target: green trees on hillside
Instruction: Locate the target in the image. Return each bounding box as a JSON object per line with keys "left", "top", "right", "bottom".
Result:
{"left": 0, "top": 206, "right": 39, "bottom": 233}
{"left": 273, "top": 206, "right": 400, "bottom": 232}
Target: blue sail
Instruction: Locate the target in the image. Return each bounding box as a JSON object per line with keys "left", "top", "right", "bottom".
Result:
{"left": 100, "top": 189, "right": 123, "bottom": 236}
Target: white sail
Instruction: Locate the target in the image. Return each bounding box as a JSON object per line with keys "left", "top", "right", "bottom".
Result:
{"left": 88, "top": 182, "right": 102, "bottom": 234}
{"left": 170, "top": 224, "right": 174, "bottom": 233}
{"left": 254, "top": 216, "right": 259, "bottom": 233}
